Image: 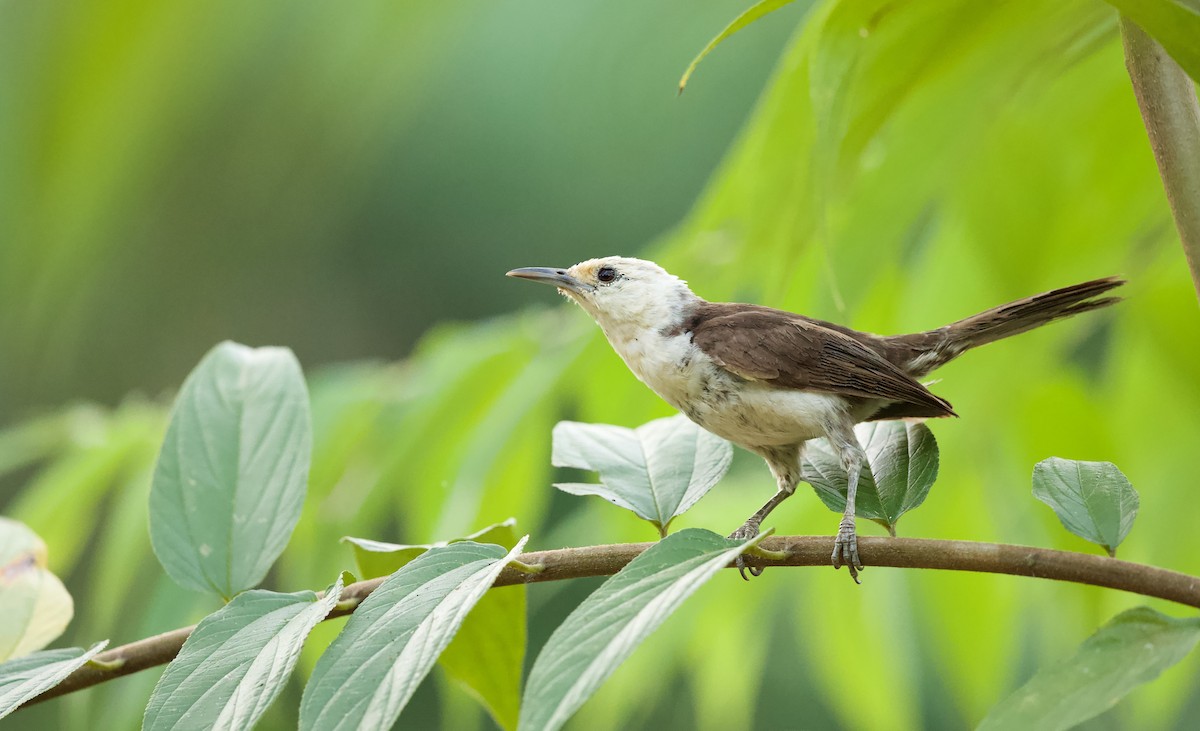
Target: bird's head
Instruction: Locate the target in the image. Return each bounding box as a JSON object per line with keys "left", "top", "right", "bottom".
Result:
{"left": 507, "top": 256, "right": 697, "bottom": 333}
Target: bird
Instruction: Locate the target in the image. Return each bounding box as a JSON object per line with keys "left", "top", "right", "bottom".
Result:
{"left": 507, "top": 257, "right": 1123, "bottom": 582}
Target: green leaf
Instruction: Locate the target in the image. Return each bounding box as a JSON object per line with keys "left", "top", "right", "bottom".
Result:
{"left": 679, "top": 0, "right": 799, "bottom": 93}
{"left": 440, "top": 584, "right": 525, "bottom": 731}
{"left": 978, "top": 607, "right": 1200, "bottom": 731}
{"left": 0, "top": 641, "right": 108, "bottom": 719}
{"left": 344, "top": 520, "right": 526, "bottom": 731}
{"left": 343, "top": 538, "right": 438, "bottom": 580}
{"left": 518, "top": 528, "right": 761, "bottom": 731}
{"left": 801, "top": 421, "right": 938, "bottom": 534}
{"left": 298, "top": 538, "right": 528, "bottom": 731}
{"left": 343, "top": 519, "right": 519, "bottom": 579}
{"left": 0, "top": 517, "right": 73, "bottom": 661}
{"left": 143, "top": 577, "right": 344, "bottom": 731}
{"left": 149, "top": 341, "right": 313, "bottom": 599}
{"left": 551, "top": 415, "right": 733, "bottom": 535}
{"left": 1032, "top": 457, "right": 1138, "bottom": 556}
{"left": 1103, "top": 0, "right": 1200, "bottom": 83}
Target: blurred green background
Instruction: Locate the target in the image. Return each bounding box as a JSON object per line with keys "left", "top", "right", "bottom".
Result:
{"left": 3, "top": 0, "right": 1200, "bottom": 729}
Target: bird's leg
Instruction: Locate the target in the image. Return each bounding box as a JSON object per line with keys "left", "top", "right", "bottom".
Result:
{"left": 826, "top": 424, "right": 867, "bottom": 583}
{"left": 730, "top": 445, "right": 801, "bottom": 580}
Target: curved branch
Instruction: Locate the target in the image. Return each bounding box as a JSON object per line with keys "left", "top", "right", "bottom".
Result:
{"left": 23, "top": 535, "right": 1200, "bottom": 709}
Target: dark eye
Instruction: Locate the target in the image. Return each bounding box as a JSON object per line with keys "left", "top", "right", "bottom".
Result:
{"left": 597, "top": 266, "right": 617, "bottom": 283}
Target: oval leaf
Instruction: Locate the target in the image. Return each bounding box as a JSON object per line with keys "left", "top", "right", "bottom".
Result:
{"left": 1032, "top": 457, "right": 1138, "bottom": 556}
{"left": 518, "top": 528, "right": 762, "bottom": 731}
{"left": 551, "top": 416, "right": 733, "bottom": 534}
{"left": 0, "top": 641, "right": 108, "bottom": 719}
{"left": 801, "top": 421, "right": 939, "bottom": 534}
{"left": 0, "top": 517, "right": 73, "bottom": 661}
{"left": 149, "top": 341, "right": 313, "bottom": 599}
{"left": 979, "top": 607, "right": 1200, "bottom": 731}
{"left": 143, "top": 577, "right": 344, "bottom": 731}
{"left": 298, "top": 538, "right": 528, "bottom": 731}
{"left": 343, "top": 521, "right": 526, "bottom": 731}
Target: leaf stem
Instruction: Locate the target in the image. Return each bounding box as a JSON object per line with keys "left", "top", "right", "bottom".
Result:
{"left": 18, "top": 535, "right": 1200, "bottom": 711}
{"left": 332, "top": 597, "right": 361, "bottom": 613}
{"left": 506, "top": 559, "right": 546, "bottom": 575}
{"left": 1120, "top": 17, "right": 1200, "bottom": 300}
{"left": 84, "top": 657, "right": 126, "bottom": 672}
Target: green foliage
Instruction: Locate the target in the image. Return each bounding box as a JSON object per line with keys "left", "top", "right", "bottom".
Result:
{"left": 0, "top": 643, "right": 107, "bottom": 720}
{"left": 802, "top": 422, "right": 938, "bottom": 534}
{"left": 4, "top": 0, "right": 1200, "bottom": 728}
{"left": 142, "top": 580, "right": 343, "bottom": 731}
{"left": 0, "top": 518, "right": 72, "bottom": 662}
{"left": 1033, "top": 457, "right": 1139, "bottom": 556}
{"left": 298, "top": 540, "right": 527, "bottom": 731}
{"left": 344, "top": 519, "right": 520, "bottom": 579}
{"left": 149, "top": 342, "right": 312, "bottom": 599}
{"left": 551, "top": 416, "right": 733, "bottom": 536}
{"left": 346, "top": 520, "right": 526, "bottom": 731}
{"left": 979, "top": 607, "right": 1200, "bottom": 730}
{"left": 519, "top": 529, "right": 763, "bottom": 731}
{"left": 439, "top": 582, "right": 526, "bottom": 731}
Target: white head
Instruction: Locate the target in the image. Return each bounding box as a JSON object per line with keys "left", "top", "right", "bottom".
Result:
{"left": 507, "top": 256, "right": 698, "bottom": 336}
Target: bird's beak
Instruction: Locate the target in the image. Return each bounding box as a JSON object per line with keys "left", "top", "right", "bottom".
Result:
{"left": 506, "top": 267, "right": 595, "bottom": 295}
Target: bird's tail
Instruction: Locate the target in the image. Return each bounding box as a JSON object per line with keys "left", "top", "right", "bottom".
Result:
{"left": 891, "top": 276, "right": 1125, "bottom": 376}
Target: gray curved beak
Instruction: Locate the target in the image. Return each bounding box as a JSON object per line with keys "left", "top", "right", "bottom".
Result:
{"left": 506, "top": 267, "right": 594, "bottom": 294}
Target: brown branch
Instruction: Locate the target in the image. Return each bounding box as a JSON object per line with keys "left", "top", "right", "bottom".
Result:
{"left": 1120, "top": 17, "right": 1200, "bottom": 301}
{"left": 22, "top": 535, "right": 1200, "bottom": 709}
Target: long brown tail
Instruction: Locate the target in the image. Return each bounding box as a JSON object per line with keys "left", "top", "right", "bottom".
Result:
{"left": 889, "top": 276, "right": 1125, "bottom": 376}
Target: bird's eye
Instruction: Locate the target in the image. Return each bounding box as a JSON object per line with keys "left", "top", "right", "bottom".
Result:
{"left": 597, "top": 266, "right": 617, "bottom": 283}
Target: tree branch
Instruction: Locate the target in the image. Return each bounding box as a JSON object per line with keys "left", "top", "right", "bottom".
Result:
{"left": 22, "top": 535, "right": 1200, "bottom": 709}
{"left": 1120, "top": 17, "right": 1200, "bottom": 300}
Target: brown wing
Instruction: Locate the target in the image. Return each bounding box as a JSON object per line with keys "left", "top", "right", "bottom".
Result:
{"left": 688, "top": 304, "right": 956, "bottom": 417}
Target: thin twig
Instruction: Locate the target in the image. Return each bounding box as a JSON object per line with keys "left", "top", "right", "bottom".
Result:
{"left": 1120, "top": 17, "right": 1200, "bottom": 300}
{"left": 22, "top": 535, "right": 1200, "bottom": 709}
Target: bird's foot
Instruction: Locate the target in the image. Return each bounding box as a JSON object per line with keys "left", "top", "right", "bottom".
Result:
{"left": 728, "top": 520, "right": 763, "bottom": 580}
{"left": 831, "top": 516, "right": 864, "bottom": 584}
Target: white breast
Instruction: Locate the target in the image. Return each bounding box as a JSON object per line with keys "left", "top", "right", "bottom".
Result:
{"left": 601, "top": 326, "right": 846, "bottom": 450}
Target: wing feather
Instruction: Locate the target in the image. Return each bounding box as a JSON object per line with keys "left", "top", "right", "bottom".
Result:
{"left": 689, "top": 305, "right": 956, "bottom": 417}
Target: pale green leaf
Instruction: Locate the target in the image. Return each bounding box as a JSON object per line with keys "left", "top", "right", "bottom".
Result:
{"left": 343, "top": 519, "right": 519, "bottom": 579}
{"left": 1033, "top": 457, "right": 1138, "bottom": 556}
{"left": 518, "top": 528, "right": 761, "bottom": 731}
{"left": 0, "top": 641, "right": 108, "bottom": 719}
{"left": 0, "top": 517, "right": 73, "bottom": 661}
{"left": 149, "top": 341, "right": 313, "bottom": 599}
{"left": 344, "top": 520, "right": 526, "bottom": 731}
{"left": 801, "top": 421, "right": 939, "bottom": 534}
{"left": 979, "top": 607, "right": 1200, "bottom": 730}
{"left": 679, "top": 0, "right": 800, "bottom": 92}
{"left": 299, "top": 538, "right": 528, "bottom": 731}
{"left": 552, "top": 415, "right": 733, "bottom": 534}
{"left": 142, "top": 577, "right": 344, "bottom": 731}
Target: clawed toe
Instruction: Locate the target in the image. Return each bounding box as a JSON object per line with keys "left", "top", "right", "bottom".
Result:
{"left": 831, "top": 518, "right": 863, "bottom": 584}
{"left": 730, "top": 522, "right": 763, "bottom": 580}
{"left": 728, "top": 522, "right": 760, "bottom": 542}
{"left": 734, "top": 554, "right": 764, "bottom": 581}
